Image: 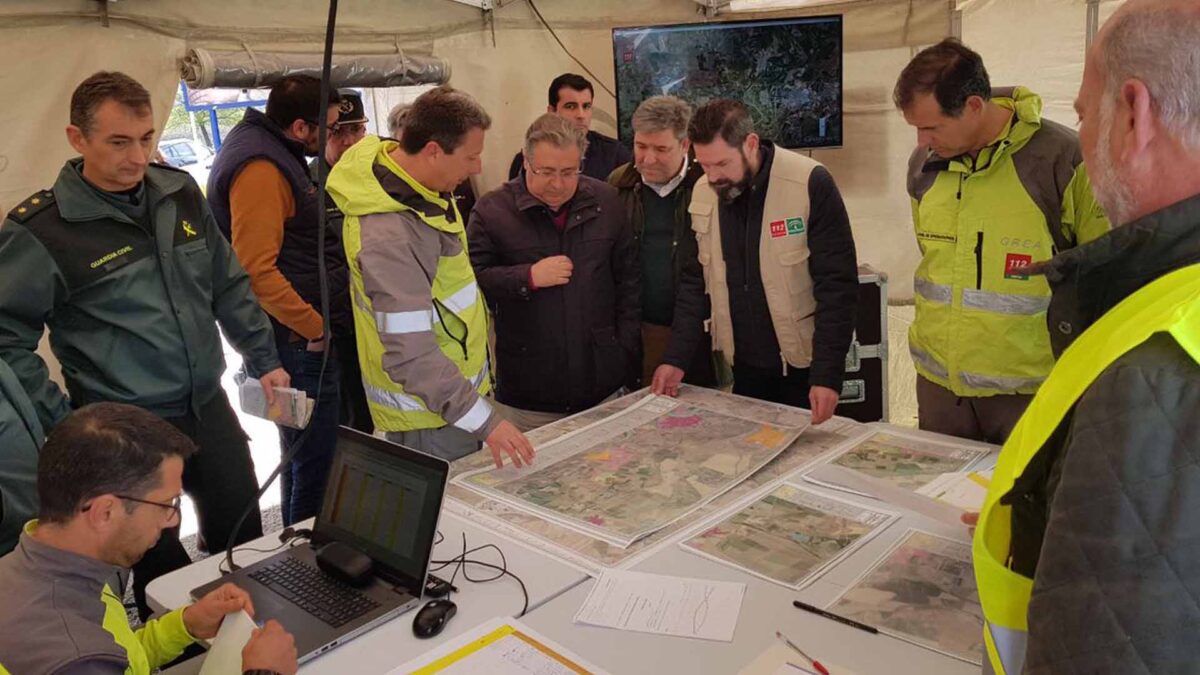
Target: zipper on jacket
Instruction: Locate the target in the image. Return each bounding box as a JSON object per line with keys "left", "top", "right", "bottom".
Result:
{"left": 974, "top": 232, "right": 984, "bottom": 290}
{"left": 956, "top": 173, "right": 964, "bottom": 200}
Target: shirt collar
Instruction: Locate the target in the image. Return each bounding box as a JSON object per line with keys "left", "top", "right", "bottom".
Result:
{"left": 642, "top": 156, "right": 690, "bottom": 198}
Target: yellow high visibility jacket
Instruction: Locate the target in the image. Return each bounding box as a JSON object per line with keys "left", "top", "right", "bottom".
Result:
{"left": 907, "top": 87, "right": 1110, "bottom": 397}
{"left": 328, "top": 137, "right": 492, "bottom": 434}
{"left": 973, "top": 263, "right": 1200, "bottom": 673}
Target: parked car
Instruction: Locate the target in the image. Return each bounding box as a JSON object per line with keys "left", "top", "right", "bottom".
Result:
{"left": 158, "top": 138, "right": 215, "bottom": 188}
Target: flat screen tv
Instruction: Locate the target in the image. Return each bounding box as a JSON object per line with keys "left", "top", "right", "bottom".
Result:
{"left": 613, "top": 15, "right": 843, "bottom": 149}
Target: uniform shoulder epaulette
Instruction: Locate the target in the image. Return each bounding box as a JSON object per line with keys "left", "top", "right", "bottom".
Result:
{"left": 6, "top": 190, "right": 56, "bottom": 224}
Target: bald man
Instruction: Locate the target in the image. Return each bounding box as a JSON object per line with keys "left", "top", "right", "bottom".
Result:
{"left": 972, "top": 2, "right": 1200, "bottom": 672}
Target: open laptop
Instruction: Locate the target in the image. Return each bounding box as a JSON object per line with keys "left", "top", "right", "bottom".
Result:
{"left": 191, "top": 427, "right": 448, "bottom": 663}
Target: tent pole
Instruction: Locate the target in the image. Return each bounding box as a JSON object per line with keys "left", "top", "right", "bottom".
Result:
{"left": 1086, "top": 0, "right": 1100, "bottom": 49}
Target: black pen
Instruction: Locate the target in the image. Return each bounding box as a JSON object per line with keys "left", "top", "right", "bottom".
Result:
{"left": 792, "top": 600, "right": 879, "bottom": 634}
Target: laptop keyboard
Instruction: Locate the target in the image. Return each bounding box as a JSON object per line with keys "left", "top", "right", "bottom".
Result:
{"left": 249, "top": 557, "right": 381, "bottom": 628}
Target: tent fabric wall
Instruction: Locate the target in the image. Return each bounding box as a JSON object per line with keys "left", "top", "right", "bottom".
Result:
{"left": 0, "top": 0, "right": 951, "bottom": 304}
{"left": 1, "top": 0, "right": 1121, "bottom": 422}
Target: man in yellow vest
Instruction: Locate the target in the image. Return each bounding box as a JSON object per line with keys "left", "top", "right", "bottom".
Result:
{"left": 895, "top": 39, "right": 1110, "bottom": 444}
{"left": 652, "top": 99, "right": 859, "bottom": 425}
{"left": 327, "top": 86, "right": 534, "bottom": 468}
{"left": 975, "top": 2, "right": 1200, "bottom": 671}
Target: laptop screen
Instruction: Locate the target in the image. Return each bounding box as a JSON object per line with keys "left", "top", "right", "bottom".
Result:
{"left": 314, "top": 428, "right": 448, "bottom": 590}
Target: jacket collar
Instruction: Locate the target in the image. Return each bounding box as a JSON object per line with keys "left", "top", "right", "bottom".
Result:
{"left": 509, "top": 173, "right": 600, "bottom": 215}
{"left": 611, "top": 156, "right": 704, "bottom": 194}
{"left": 15, "top": 521, "right": 126, "bottom": 591}
{"left": 1045, "top": 192, "right": 1200, "bottom": 344}
{"left": 239, "top": 108, "right": 311, "bottom": 173}
{"left": 54, "top": 158, "right": 188, "bottom": 223}
{"left": 920, "top": 86, "right": 1044, "bottom": 173}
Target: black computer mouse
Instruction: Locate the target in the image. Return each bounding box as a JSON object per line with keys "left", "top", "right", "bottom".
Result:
{"left": 412, "top": 598, "right": 457, "bottom": 638}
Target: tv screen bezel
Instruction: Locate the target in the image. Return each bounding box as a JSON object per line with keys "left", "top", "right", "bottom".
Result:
{"left": 611, "top": 14, "right": 845, "bottom": 150}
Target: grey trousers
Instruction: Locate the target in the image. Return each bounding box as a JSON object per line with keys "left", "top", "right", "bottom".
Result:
{"left": 385, "top": 426, "right": 481, "bottom": 462}
{"left": 916, "top": 375, "right": 1032, "bottom": 445}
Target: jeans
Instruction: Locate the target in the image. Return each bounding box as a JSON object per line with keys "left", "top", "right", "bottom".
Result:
{"left": 131, "top": 391, "right": 263, "bottom": 619}
{"left": 277, "top": 340, "right": 341, "bottom": 526}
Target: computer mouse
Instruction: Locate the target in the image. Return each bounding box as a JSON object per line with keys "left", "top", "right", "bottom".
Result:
{"left": 412, "top": 598, "right": 457, "bottom": 638}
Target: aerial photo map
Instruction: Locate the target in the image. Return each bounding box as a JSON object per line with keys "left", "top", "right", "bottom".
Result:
{"left": 829, "top": 530, "right": 985, "bottom": 664}
{"left": 830, "top": 432, "right": 990, "bottom": 492}
{"left": 456, "top": 394, "right": 804, "bottom": 548}
{"left": 613, "top": 17, "right": 843, "bottom": 148}
{"left": 682, "top": 484, "right": 894, "bottom": 588}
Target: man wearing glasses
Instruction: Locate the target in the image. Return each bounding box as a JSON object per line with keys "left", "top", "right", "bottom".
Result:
{"left": 208, "top": 75, "right": 346, "bottom": 527}
{"left": 309, "top": 89, "right": 373, "bottom": 436}
{"left": 469, "top": 113, "right": 640, "bottom": 431}
{"left": 0, "top": 403, "right": 299, "bottom": 675}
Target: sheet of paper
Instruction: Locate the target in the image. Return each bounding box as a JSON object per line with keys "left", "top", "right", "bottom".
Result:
{"left": 199, "top": 610, "right": 257, "bottom": 675}
{"left": 738, "top": 642, "right": 859, "bottom": 675}
{"left": 573, "top": 570, "right": 744, "bottom": 642}
{"left": 916, "top": 469, "right": 994, "bottom": 511}
{"left": 392, "top": 617, "right": 607, "bottom": 674}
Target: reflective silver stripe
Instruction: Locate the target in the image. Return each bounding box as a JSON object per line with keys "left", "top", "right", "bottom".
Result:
{"left": 959, "top": 370, "right": 1045, "bottom": 392}
{"left": 914, "top": 277, "right": 953, "bottom": 305}
{"left": 986, "top": 622, "right": 1027, "bottom": 675}
{"left": 374, "top": 310, "right": 433, "bottom": 334}
{"left": 909, "top": 344, "right": 949, "bottom": 379}
{"left": 470, "top": 356, "right": 490, "bottom": 389}
{"left": 441, "top": 282, "right": 479, "bottom": 314}
{"left": 452, "top": 396, "right": 492, "bottom": 433}
{"left": 353, "top": 289, "right": 371, "bottom": 313}
{"left": 962, "top": 289, "right": 1050, "bottom": 316}
{"left": 363, "top": 383, "right": 427, "bottom": 412}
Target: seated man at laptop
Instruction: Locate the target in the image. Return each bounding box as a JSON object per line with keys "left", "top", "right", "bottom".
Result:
{"left": 0, "top": 402, "right": 299, "bottom": 675}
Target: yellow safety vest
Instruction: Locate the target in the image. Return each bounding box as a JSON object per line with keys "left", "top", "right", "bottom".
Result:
{"left": 973, "top": 263, "right": 1200, "bottom": 674}
{"left": 337, "top": 139, "right": 491, "bottom": 433}
{"left": 908, "top": 87, "right": 1109, "bottom": 398}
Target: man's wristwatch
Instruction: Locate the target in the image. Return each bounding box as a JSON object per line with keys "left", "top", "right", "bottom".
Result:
{"left": 243, "top": 670, "right": 282, "bottom": 675}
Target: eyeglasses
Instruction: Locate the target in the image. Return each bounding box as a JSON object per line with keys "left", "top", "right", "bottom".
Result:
{"left": 303, "top": 118, "right": 335, "bottom": 134}
{"left": 333, "top": 123, "right": 367, "bottom": 139}
{"left": 526, "top": 163, "right": 583, "bottom": 180}
{"left": 83, "top": 494, "right": 182, "bottom": 522}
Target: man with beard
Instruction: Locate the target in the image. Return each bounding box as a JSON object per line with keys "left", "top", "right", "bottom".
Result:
{"left": 208, "top": 75, "right": 346, "bottom": 526}
{"left": 895, "top": 39, "right": 1110, "bottom": 444}
{"left": 974, "top": 1, "right": 1200, "bottom": 672}
{"left": 656, "top": 99, "right": 857, "bottom": 423}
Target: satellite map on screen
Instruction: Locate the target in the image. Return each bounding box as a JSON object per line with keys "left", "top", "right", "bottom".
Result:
{"left": 613, "top": 16, "right": 843, "bottom": 148}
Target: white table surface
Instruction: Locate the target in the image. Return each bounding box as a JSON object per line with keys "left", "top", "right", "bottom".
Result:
{"left": 520, "top": 491, "right": 981, "bottom": 675}
{"left": 147, "top": 510, "right": 589, "bottom": 674}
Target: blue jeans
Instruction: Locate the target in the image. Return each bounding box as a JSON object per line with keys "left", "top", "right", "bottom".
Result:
{"left": 277, "top": 340, "right": 341, "bottom": 526}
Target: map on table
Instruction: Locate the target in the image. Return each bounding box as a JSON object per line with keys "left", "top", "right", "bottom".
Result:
{"left": 828, "top": 530, "right": 984, "bottom": 665}
{"left": 820, "top": 431, "right": 992, "bottom": 492}
{"left": 681, "top": 483, "right": 895, "bottom": 589}
{"left": 444, "top": 386, "right": 866, "bottom": 574}
{"left": 454, "top": 393, "right": 807, "bottom": 548}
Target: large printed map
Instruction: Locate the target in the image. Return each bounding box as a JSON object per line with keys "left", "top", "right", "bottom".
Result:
{"left": 444, "top": 386, "right": 866, "bottom": 573}
{"left": 829, "top": 530, "right": 984, "bottom": 664}
{"left": 456, "top": 394, "right": 804, "bottom": 548}
{"left": 829, "top": 432, "right": 989, "bottom": 491}
{"left": 682, "top": 484, "right": 894, "bottom": 588}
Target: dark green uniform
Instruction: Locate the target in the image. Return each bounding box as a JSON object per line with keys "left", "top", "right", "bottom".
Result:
{"left": 0, "top": 158, "right": 279, "bottom": 617}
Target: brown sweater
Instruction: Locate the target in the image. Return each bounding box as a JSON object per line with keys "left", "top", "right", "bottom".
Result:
{"left": 228, "top": 159, "right": 324, "bottom": 340}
